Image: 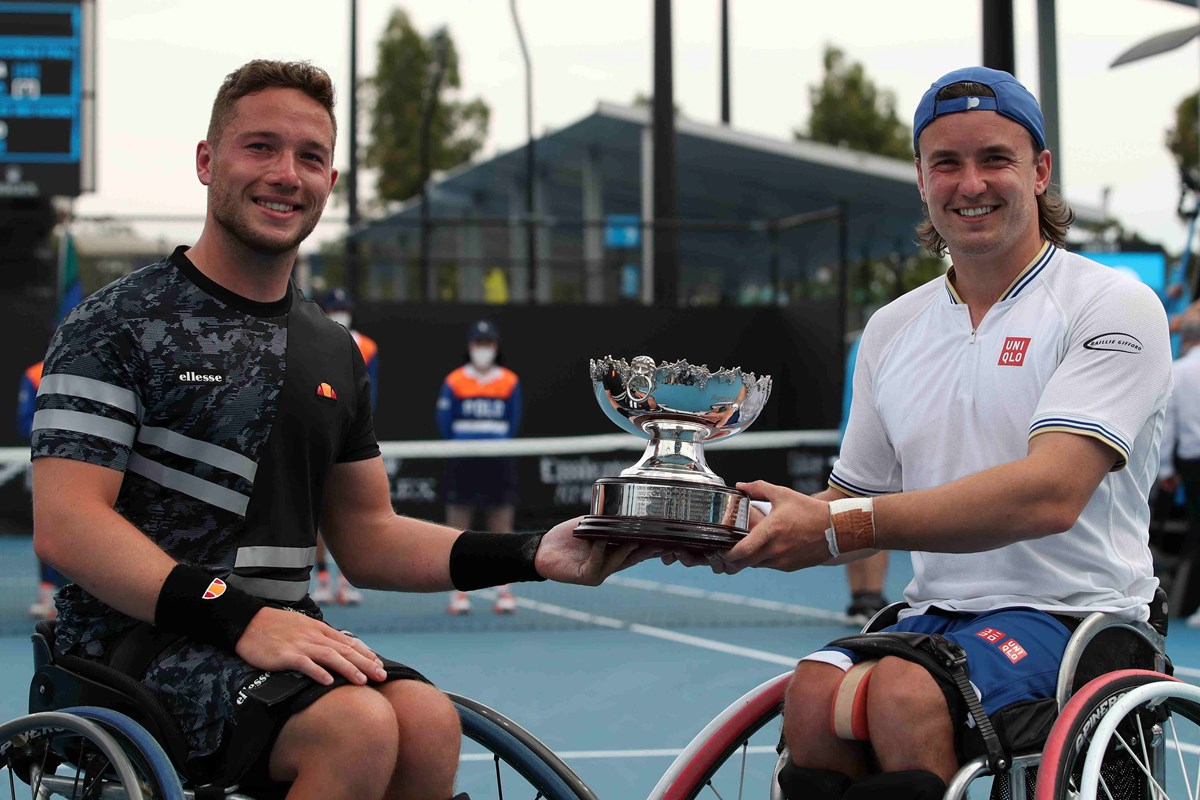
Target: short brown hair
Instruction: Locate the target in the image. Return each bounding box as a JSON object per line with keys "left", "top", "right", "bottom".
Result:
{"left": 914, "top": 81, "right": 1075, "bottom": 257}
{"left": 207, "top": 59, "right": 337, "bottom": 150}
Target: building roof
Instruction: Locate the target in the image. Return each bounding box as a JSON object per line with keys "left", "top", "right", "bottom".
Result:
{"left": 353, "top": 101, "right": 1102, "bottom": 265}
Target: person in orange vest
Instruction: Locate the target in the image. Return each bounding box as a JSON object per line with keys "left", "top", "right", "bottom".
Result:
{"left": 311, "top": 287, "right": 380, "bottom": 605}
{"left": 438, "top": 319, "right": 523, "bottom": 615}
{"left": 18, "top": 359, "right": 65, "bottom": 618}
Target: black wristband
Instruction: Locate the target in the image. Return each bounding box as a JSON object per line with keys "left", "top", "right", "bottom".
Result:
{"left": 154, "top": 564, "right": 266, "bottom": 651}
{"left": 449, "top": 530, "right": 547, "bottom": 591}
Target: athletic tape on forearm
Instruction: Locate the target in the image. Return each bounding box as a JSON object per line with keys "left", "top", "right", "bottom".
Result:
{"left": 828, "top": 497, "right": 876, "bottom": 555}
{"left": 154, "top": 564, "right": 266, "bottom": 651}
{"left": 449, "top": 530, "right": 547, "bottom": 591}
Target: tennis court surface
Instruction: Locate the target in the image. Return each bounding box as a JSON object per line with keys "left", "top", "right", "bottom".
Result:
{"left": 5, "top": 531, "right": 1200, "bottom": 798}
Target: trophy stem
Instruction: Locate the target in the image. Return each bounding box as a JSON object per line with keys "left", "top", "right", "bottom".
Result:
{"left": 620, "top": 420, "right": 723, "bottom": 485}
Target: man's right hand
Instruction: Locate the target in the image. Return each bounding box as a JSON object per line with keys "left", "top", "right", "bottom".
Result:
{"left": 235, "top": 607, "right": 388, "bottom": 686}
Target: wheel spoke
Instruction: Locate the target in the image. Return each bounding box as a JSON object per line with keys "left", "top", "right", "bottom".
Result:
{"left": 1114, "top": 730, "right": 1169, "bottom": 797}
{"left": 736, "top": 741, "right": 748, "bottom": 800}
{"left": 1169, "top": 716, "right": 1195, "bottom": 800}
{"left": 1098, "top": 770, "right": 1114, "bottom": 800}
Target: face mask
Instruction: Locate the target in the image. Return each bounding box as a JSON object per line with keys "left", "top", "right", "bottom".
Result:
{"left": 327, "top": 311, "right": 352, "bottom": 329}
{"left": 470, "top": 346, "right": 497, "bottom": 370}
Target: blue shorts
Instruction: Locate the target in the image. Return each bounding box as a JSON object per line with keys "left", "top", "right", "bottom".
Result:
{"left": 804, "top": 607, "right": 1074, "bottom": 716}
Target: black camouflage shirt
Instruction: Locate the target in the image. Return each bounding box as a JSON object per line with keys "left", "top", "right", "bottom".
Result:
{"left": 32, "top": 246, "right": 379, "bottom": 657}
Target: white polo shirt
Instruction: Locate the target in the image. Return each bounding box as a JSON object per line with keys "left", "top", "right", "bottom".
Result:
{"left": 830, "top": 243, "right": 1172, "bottom": 620}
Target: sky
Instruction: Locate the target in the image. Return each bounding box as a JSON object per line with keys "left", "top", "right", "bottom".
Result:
{"left": 71, "top": 0, "right": 1200, "bottom": 258}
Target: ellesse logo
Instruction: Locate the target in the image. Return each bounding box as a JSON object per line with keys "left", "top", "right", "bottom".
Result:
{"left": 202, "top": 578, "right": 227, "bottom": 600}
{"left": 316, "top": 382, "right": 338, "bottom": 400}
{"left": 178, "top": 370, "right": 225, "bottom": 384}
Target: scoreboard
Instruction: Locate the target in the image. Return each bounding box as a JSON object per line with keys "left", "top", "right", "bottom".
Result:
{"left": 0, "top": 0, "right": 94, "bottom": 197}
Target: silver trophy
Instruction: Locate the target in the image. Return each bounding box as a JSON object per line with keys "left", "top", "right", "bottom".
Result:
{"left": 574, "top": 356, "right": 773, "bottom": 551}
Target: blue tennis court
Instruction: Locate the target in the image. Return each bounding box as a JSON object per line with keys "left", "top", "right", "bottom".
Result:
{"left": 4, "top": 532, "right": 1200, "bottom": 798}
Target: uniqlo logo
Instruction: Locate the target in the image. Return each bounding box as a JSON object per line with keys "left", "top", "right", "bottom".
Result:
{"left": 1000, "top": 639, "right": 1028, "bottom": 663}
{"left": 976, "top": 627, "right": 1005, "bottom": 643}
{"left": 999, "top": 337, "right": 1031, "bottom": 366}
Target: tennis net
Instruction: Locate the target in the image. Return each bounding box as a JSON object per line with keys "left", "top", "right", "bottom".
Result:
{"left": 0, "top": 429, "right": 856, "bottom": 636}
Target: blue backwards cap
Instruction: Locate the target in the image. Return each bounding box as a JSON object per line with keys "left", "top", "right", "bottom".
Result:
{"left": 913, "top": 66, "right": 1046, "bottom": 153}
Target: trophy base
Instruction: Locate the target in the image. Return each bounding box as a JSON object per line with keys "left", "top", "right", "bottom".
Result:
{"left": 574, "top": 516, "right": 746, "bottom": 551}
{"left": 573, "top": 476, "right": 749, "bottom": 552}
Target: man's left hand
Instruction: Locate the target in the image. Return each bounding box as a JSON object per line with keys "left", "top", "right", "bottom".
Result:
{"left": 535, "top": 516, "right": 661, "bottom": 585}
{"left": 714, "top": 480, "right": 833, "bottom": 573}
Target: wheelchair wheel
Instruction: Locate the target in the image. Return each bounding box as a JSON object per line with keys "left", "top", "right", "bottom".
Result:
{"left": 65, "top": 707, "right": 184, "bottom": 800}
{"left": 0, "top": 708, "right": 183, "bottom": 799}
{"left": 449, "top": 693, "right": 598, "bottom": 800}
{"left": 1036, "top": 669, "right": 1200, "bottom": 800}
{"left": 647, "top": 672, "right": 790, "bottom": 800}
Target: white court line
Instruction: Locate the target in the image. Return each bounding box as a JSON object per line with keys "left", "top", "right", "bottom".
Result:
{"left": 605, "top": 575, "right": 853, "bottom": 624}
{"left": 461, "top": 746, "right": 778, "bottom": 762}
{"left": 480, "top": 588, "right": 1200, "bottom": 689}
{"left": 494, "top": 593, "right": 801, "bottom": 666}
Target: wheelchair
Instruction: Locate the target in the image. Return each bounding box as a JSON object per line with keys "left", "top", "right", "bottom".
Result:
{"left": 0, "top": 620, "right": 598, "bottom": 800}
{"left": 647, "top": 590, "right": 1187, "bottom": 800}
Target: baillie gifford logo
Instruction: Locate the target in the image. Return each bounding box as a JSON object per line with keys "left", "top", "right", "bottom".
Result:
{"left": 1083, "top": 333, "right": 1143, "bottom": 355}
{"left": 178, "top": 370, "right": 226, "bottom": 384}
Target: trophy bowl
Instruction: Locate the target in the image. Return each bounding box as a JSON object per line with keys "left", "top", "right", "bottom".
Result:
{"left": 574, "top": 355, "right": 772, "bottom": 551}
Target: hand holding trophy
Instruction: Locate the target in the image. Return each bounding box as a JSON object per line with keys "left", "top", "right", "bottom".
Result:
{"left": 574, "top": 356, "right": 772, "bottom": 551}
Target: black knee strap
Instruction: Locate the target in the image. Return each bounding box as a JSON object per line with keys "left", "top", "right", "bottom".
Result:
{"left": 829, "top": 632, "right": 1010, "bottom": 774}
{"left": 776, "top": 764, "right": 852, "bottom": 800}
{"left": 843, "top": 770, "right": 947, "bottom": 800}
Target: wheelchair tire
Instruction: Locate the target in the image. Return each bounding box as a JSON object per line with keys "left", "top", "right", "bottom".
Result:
{"left": 1035, "top": 669, "right": 1200, "bottom": 800}
{"left": 646, "top": 672, "right": 790, "bottom": 800}
{"left": 449, "top": 692, "right": 598, "bottom": 800}
{"left": 64, "top": 706, "right": 185, "bottom": 800}
{"left": 0, "top": 710, "right": 149, "bottom": 799}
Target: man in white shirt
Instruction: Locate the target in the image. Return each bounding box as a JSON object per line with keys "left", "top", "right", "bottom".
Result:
{"left": 687, "top": 67, "right": 1173, "bottom": 800}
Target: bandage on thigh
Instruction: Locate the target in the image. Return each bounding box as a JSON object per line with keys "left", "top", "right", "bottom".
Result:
{"left": 831, "top": 659, "right": 879, "bottom": 740}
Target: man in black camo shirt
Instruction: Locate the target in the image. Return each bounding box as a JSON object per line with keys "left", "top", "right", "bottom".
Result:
{"left": 31, "top": 59, "right": 647, "bottom": 800}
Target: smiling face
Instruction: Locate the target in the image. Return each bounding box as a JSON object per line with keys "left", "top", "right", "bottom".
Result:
{"left": 916, "top": 109, "right": 1051, "bottom": 268}
{"left": 197, "top": 87, "right": 338, "bottom": 257}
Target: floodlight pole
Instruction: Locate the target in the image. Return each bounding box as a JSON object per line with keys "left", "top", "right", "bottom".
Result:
{"left": 346, "top": 0, "right": 361, "bottom": 302}
{"left": 1108, "top": 9, "right": 1200, "bottom": 289}
{"left": 653, "top": 0, "right": 679, "bottom": 307}
{"left": 510, "top": 0, "right": 537, "bottom": 303}
{"left": 419, "top": 28, "right": 450, "bottom": 301}
{"left": 1037, "top": 0, "right": 1063, "bottom": 195}
{"left": 982, "top": 0, "right": 1015, "bottom": 74}
{"left": 720, "top": 0, "right": 730, "bottom": 125}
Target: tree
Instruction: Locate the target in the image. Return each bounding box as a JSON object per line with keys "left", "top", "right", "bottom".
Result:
{"left": 1166, "top": 91, "right": 1199, "bottom": 217}
{"left": 793, "top": 47, "right": 936, "bottom": 321}
{"left": 632, "top": 92, "right": 683, "bottom": 116}
{"left": 364, "top": 9, "right": 490, "bottom": 205}
{"left": 797, "top": 45, "right": 912, "bottom": 161}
